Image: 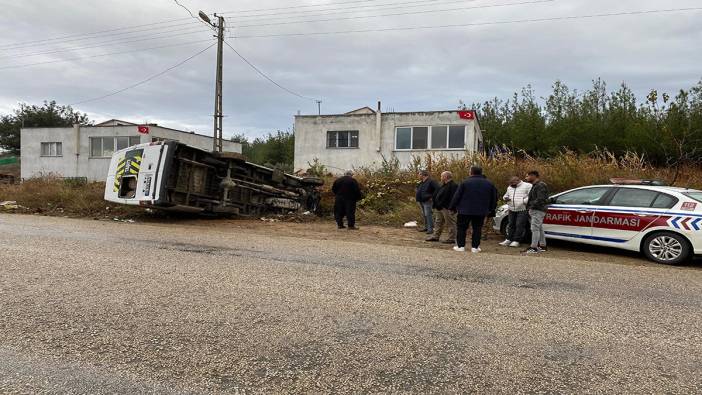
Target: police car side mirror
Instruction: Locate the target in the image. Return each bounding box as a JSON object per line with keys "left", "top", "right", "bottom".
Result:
{"left": 549, "top": 197, "right": 557, "bottom": 204}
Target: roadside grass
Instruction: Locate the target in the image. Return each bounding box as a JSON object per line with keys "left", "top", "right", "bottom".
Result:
{"left": 3, "top": 150, "right": 700, "bottom": 224}
{"left": 320, "top": 150, "right": 702, "bottom": 227}
{"left": 0, "top": 177, "right": 141, "bottom": 218}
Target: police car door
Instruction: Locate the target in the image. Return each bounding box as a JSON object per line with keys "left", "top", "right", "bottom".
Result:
{"left": 592, "top": 187, "right": 673, "bottom": 243}
{"left": 545, "top": 187, "right": 613, "bottom": 242}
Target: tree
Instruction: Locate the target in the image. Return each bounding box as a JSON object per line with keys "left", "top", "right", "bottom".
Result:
{"left": 229, "top": 130, "right": 295, "bottom": 172}
{"left": 0, "top": 101, "right": 90, "bottom": 153}
{"left": 464, "top": 78, "right": 702, "bottom": 166}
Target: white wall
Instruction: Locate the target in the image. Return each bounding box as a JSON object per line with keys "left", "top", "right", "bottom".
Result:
{"left": 21, "top": 125, "right": 242, "bottom": 181}
{"left": 294, "top": 111, "right": 481, "bottom": 174}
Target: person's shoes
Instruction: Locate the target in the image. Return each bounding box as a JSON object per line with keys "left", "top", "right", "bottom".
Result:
{"left": 337, "top": 225, "right": 346, "bottom": 229}
{"left": 537, "top": 246, "right": 547, "bottom": 252}
{"left": 348, "top": 226, "right": 360, "bottom": 230}
{"left": 417, "top": 228, "right": 428, "bottom": 232}
{"left": 453, "top": 246, "right": 466, "bottom": 252}
{"left": 442, "top": 239, "right": 455, "bottom": 244}
{"left": 425, "top": 237, "right": 440, "bottom": 242}
{"left": 509, "top": 241, "right": 521, "bottom": 248}
{"left": 471, "top": 247, "right": 482, "bottom": 253}
{"left": 524, "top": 247, "right": 539, "bottom": 254}
{"left": 426, "top": 230, "right": 434, "bottom": 234}
{"left": 498, "top": 239, "right": 511, "bottom": 246}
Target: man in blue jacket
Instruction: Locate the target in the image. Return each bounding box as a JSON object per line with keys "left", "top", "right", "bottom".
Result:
{"left": 449, "top": 166, "right": 498, "bottom": 253}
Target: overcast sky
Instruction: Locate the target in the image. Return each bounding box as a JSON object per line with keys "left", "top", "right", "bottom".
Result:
{"left": 0, "top": 0, "right": 700, "bottom": 139}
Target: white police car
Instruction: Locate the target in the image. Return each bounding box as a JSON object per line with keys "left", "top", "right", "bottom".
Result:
{"left": 494, "top": 180, "right": 702, "bottom": 264}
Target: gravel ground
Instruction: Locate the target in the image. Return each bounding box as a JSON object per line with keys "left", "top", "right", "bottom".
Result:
{"left": 1, "top": 214, "right": 701, "bottom": 394}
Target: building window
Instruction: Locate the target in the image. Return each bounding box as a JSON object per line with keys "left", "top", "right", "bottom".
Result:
{"left": 40, "top": 142, "right": 62, "bottom": 157}
{"left": 448, "top": 125, "right": 466, "bottom": 149}
{"left": 396, "top": 126, "right": 465, "bottom": 150}
{"left": 327, "top": 130, "right": 359, "bottom": 148}
{"left": 90, "top": 136, "right": 140, "bottom": 157}
{"left": 431, "top": 126, "right": 447, "bottom": 149}
{"left": 396, "top": 127, "right": 412, "bottom": 150}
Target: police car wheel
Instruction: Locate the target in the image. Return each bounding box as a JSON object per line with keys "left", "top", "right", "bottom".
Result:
{"left": 499, "top": 219, "right": 508, "bottom": 236}
{"left": 643, "top": 232, "right": 691, "bottom": 265}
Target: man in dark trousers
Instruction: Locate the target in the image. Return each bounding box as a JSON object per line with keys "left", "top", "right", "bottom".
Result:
{"left": 332, "top": 170, "right": 362, "bottom": 230}
{"left": 449, "top": 166, "right": 498, "bottom": 253}
{"left": 415, "top": 170, "right": 439, "bottom": 234}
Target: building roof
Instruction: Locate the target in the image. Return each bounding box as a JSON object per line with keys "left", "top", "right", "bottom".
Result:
{"left": 345, "top": 106, "right": 376, "bottom": 115}
{"left": 94, "top": 119, "right": 137, "bottom": 126}
{"left": 296, "top": 109, "right": 477, "bottom": 118}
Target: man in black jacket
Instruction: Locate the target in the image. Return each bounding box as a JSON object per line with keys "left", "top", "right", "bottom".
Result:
{"left": 332, "top": 170, "right": 362, "bottom": 230}
{"left": 415, "top": 170, "right": 439, "bottom": 234}
{"left": 426, "top": 171, "right": 458, "bottom": 243}
{"left": 449, "top": 166, "right": 498, "bottom": 253}
{"left": 525, "top": 170, "right": 550, "bottom": 254}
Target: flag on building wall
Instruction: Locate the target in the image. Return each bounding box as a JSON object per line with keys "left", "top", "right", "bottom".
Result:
{"left": 137, "top": 125, "right": 150, "bottom": 134}
{"left": 458, "top": 111, "right": 475, "bottom": 120}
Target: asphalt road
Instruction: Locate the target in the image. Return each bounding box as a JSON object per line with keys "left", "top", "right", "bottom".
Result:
{"left": 1, "top": 214, "right": 701, "bottom": 394}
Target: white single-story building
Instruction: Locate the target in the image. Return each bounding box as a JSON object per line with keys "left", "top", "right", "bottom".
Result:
{"left": 21, "top": 119, "right": 241, "bottom": 181}
{"left": 293, "top": 103, "right": 483, "bottom": 173}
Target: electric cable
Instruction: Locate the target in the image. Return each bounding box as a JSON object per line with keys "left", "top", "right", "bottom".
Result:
{"left": 0, "top": 38, "right": 215, "bottom": 70}
{"left": 0, "top": 19, "right": 197, "bottom": 50}
{"left": 4, "top": 27, "right": 213, "bottom": 59}
{"left": 230, "top": 0, "right": 553, "bottom": 29}
{"left": 223, "top": 39, "right": 318, "bottom": 101}
{"left": 230, "top": 7, "right": 702, "bottom": 38}
{"left": 69, "top": 42, "right": 216, "bottom": 105}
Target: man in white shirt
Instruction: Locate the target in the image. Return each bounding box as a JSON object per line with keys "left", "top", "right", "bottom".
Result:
{"left": 499, "top": 176, "right": 532, "bottom": 248}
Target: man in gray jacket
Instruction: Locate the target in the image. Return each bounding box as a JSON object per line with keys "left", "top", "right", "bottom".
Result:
{"left": 525, "top": 170, "right": 550, "bottom": 254}
{"left": 499, "top": 176, "right": 532, "bottom": 248}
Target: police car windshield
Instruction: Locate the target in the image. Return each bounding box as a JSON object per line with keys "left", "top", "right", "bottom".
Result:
{"left": 684, "top": 192, "right": 702, "bottom": 203}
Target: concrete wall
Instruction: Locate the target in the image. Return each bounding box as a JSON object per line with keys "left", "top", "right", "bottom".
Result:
{"left": 294, "top": 111, "right": 482, "bottom": 174}
{"left": 21, "top": 125, "right": 241, "bottom": 181}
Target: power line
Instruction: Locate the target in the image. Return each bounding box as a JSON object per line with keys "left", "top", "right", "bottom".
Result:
{"left": 69, "top": 42, "right": 216, "bottom": 106}
{"left": 230, "top": 7, "right": 702, "bottom": 38}
{"left": 219, "top": 0, "right": 385, "bottom": 15}
{"left": 230, "top": 0, "right": 554, "bottom": 29}
{"left": 224, "top": 0, "right": 480, "bottom": 22}
{"left": 172, "top": 0, "right": 217, "bottom": 31}
{"left": 222, "top": 39, "right": 318, "bottom": 101}
{"left": 0, "top": 21, "right": 202, "bottom": 53}
{"left": 0, "top": 38, "right": 215, "bottom": 70}
{"left": 0, "top": 18, "right": 196, "bottom": 50}
{"left": 173, "top": 0, "right": 198, "bottom": 19}
{"left": 4, "top": 27, "right": 212, "bottom": 59}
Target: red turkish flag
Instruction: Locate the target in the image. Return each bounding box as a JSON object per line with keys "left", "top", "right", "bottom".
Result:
{"left": 137, "top": 125, "right": 150, "bottom": 134}
{"left": 458, "top": 111, "right": 475, "bottom": 120}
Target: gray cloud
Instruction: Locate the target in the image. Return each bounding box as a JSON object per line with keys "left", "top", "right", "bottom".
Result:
{"left": 1, "top": 0, "right": 700, "bottom": 139}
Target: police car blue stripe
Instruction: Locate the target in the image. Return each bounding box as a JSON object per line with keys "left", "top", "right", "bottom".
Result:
{"left": 691, "top": 218, "right": 702, "bottom": 231}
{"left": 545, "top": 231, "right": 628, "bottom": 243}
{"left": 549, "top": 205, "right": 702, "bottom": 218}
{"left": 671, "top": 217, "right": 681, "bottom": 229}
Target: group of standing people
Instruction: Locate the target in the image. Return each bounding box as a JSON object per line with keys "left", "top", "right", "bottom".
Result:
{"left": 331, "top": 167, "right": 550, "bottom": 255}
{"left": 416, "top": 166, "right": 497, "bottom": 252}
{"left": 416, "top": 168, "right": 550, "bottom": 254}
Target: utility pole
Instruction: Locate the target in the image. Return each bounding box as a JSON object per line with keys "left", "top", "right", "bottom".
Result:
{"left": 199, "top": 11, "right": 225, "bottom": 152}
{"left": 213, "top": 15, "right": 225, "bottom": 152}
{"left": 316, "top": 100, "right": 322, "bottom": 115}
